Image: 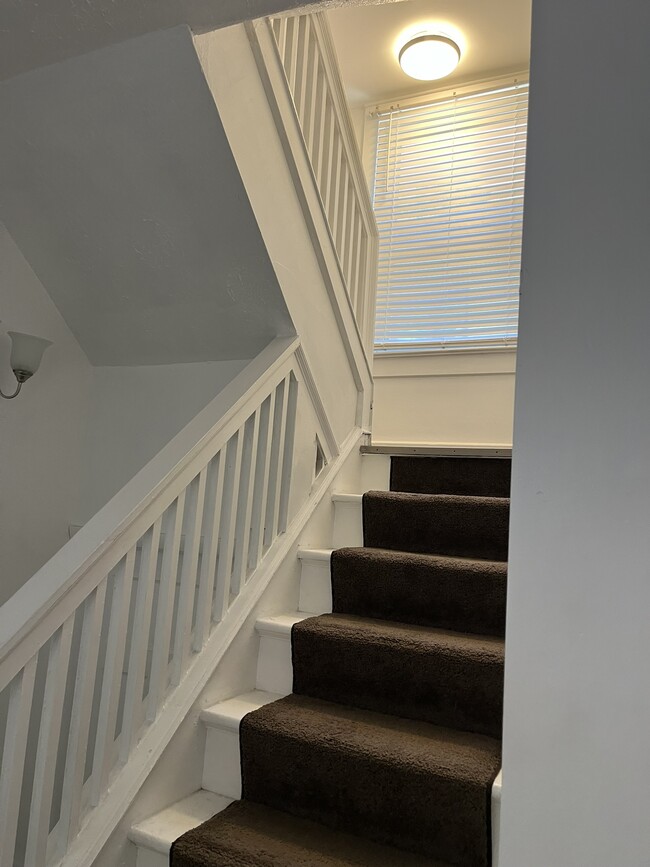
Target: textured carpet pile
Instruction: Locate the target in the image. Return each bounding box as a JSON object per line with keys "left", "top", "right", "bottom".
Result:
{"left": 172, "top": 457, "right": 508, "bottom": 867}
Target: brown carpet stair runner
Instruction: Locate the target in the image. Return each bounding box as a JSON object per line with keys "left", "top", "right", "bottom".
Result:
{"left": 390, "top": 456, "right": 511, "bottom": 498}
{"left": 172, "top": 456, "right": 509, "bottom": 867}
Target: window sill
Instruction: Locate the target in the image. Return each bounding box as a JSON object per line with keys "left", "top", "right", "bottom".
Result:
{"left": 373, "top": 347, "right": 517, "bottom": 379}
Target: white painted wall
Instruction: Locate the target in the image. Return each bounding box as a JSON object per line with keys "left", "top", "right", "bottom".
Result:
{"left": 372, "top": 352, "right": 515, "bottom": 447}
{"left": 0, "top": 224, "right": 94, "bottom": 605}
{"left": 78, "top": 359, "right": 250, "bottom": 521}
{"left": 500, "top": 2, "right": 650, "bottom": 865}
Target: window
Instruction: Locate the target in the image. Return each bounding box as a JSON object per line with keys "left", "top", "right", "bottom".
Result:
{"left": 370, "top": 77, "right": 529, "bottom": 353}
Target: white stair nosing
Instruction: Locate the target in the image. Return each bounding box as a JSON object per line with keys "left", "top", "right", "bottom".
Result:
{"left": 331, "top": 492, "right": 363, "bottom": 503}
{"left": 200, "top": 689, "right": 281, "bottom": 731}
{"left": 297, "top": 547, "right": 333, "bottom": 561}
{"left": 255, "top": 612, "right": 309, "bottom": 637}
{"left": 129, "top": 790, "right": 231, "bottom": 854}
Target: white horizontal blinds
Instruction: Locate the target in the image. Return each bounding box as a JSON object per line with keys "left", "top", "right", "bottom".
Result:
{"left": 373, "top": 79, "right": 528, "bottom": 352}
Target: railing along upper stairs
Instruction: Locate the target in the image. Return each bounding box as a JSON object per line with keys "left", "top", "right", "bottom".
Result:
{"left": 0, "top": 12, "right": 377, "bottom": 867}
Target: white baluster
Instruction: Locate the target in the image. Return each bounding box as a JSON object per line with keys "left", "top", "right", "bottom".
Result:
{"left": 328, "top": 130, "right": 342, "bottom": 235}
{"left": 212, "top": 429, "right": 244, "bottom": 621}
{"left": 275, "top": 17, "right": 288, "bottom": 61}
{"left": 0, "top": 656, "right": 38, "bottom": 867}
{"left": 119, "top": 518, "right": 162, "bottom": 762}
{"left": 232, "top": 409, "right": 261, "bottom": 595}
{"left": 193, "top": 452, "right": 227, "bottom": 650}
{"left": 248, "top": 392, "right": 276, "bottom": 571}
{"left": 337, "top": 159, "right": 350, "bottom": 264}
{"left": 351, "top": 213, "right": 364, "bottom": 315}
{"left": 294, "top": 16, "right": 310, "bottom": 125}
{"left": 313, "top": 64, "right": 328, "bottom": 192}
{"left": 317, "top": 92, "right": 332, "bottom": 217}
{"left": 265, "top": 377, "right": 291, "bottom": 547}
{"left": 171, "top": 468, "right": 207, "bottom": 686}
{"left": 278, "top": 375, "right": 298, "bottom": 533}
{"left": 305, "top": 29, "right": 320, "bottom": 164}
{"left": 285, "top": 16, "right": 300, "bottom": 95}
{"left": 344, "top": 188, "right": 357, "bottom": 293}
{"left": 146, "top": 493, "right": 186, "bottom": 722}
{"left": 91, "top": 547, "right": 137, "bottom": 805}
{"left": 58, "top": 579, "right": 108, "bottom": 851}
{"left": 25, "top": 617, "right": 75, "bottom": 866}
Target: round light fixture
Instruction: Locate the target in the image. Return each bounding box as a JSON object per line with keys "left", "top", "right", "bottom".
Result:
{"left": 398, "top": 34, "right": 461, "bottom": 81}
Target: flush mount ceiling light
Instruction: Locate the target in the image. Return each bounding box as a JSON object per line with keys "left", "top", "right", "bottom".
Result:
{"left": 398, "top": 34, "right": 461, "bottom": 81}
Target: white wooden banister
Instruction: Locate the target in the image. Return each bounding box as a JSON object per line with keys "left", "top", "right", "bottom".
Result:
{"left": 0, "top": 336, "right": 297, "bottom": 683}
{"left": 0, "top": 334, "right": 342, "bottom": 867}
{"left": 254, "top": 13, "right": 378, "bottom": 359}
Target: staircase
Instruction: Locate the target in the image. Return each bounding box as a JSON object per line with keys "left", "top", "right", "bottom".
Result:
{"left": 131, "top": 456, "right": 509, "bottom": 866}
{"left": 0, "top": 14, "right": 381, "bottom": 864}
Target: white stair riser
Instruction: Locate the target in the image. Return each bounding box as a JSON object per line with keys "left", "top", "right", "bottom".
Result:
{"left": 360, "top": 454, "right": 390, "bottom": 492}
{"left": 137, "top": 849, "right": 167, "bottom": 867}
{"left": 202, "top": 727, "right": 242, "bottom": 799}
{"left": 332, "top": 499, "right": 363, "bottom": 548}
{"left": 298, "top": 557, "right": 332, "bottom": 614}
{"left": 256, "top": 633, "right": 294, "bottom": 695}
{"left": 202, "top": 622, "right": 296, "bottom": 801}
{"left": 492, "top": 772, "right": 502, "bottom": 867}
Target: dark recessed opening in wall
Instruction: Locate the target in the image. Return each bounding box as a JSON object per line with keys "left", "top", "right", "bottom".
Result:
{"left": 315, "top": 435, "right": 326, "bottom": 480}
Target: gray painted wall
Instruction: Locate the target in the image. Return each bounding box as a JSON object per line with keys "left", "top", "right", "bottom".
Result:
{"left": 0, "top": 223, "right": 258, "bottom": 604}
{"left": 79, "top": 358, "right": 250, "bottom": 522}
{"left": 0, "top": 0, "right": 394, "bottom": 83}
{"left": 0, "top": 224, "right": 94, "bottom": 605}
{"left": 500, "top": 1, "right": 650, "bottom": 864}
{"left": 0, "top": 26, "right": 293, "bottom": 366}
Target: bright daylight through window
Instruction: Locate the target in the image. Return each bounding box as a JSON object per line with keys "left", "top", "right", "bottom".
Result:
{"left": 371, "top": 78, "right": 529, "bottom": 353}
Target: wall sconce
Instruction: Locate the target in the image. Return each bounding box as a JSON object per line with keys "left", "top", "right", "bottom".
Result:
{"left": 0, "top": 330, "right": 53, "bottom": 399}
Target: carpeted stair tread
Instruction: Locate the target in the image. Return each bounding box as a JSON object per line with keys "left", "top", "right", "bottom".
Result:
{"left": 363, "top": 491, "right": 509, "bottom": 561}
{"left": 240, "top": 693, "right": 500, "bottom": 866}
{"left": 292, "top": 613, "right": 504, "bottom": 737}
{"left": 331, "top": 547, "right": 506, "bottom": 637}
{"left": 391, "top": 456, "right": 511, "bottom": 497}
{"left": 171, "top": 799, "right": 449, "bottom": 867}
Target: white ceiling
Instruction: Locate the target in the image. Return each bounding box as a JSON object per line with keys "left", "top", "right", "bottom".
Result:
{"left": 0, "top": 27, "right": 293, "bottom": 366}
{"left": 327, "top": 0, "right": 532, "bottom": 107}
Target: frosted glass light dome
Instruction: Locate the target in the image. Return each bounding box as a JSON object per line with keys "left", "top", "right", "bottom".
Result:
{"left": 398, "top": 35, "right": 461, "bottom": 81}
{"left": 7, "top": 331, "right": 52, "bottom": 378}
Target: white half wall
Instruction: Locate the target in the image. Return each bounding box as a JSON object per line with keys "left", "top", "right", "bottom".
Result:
{"left": 372, "top": 352, "right": 515, "bottom": 447}
{"left": 78, "top": 359, "right": 250, "bottom": 521}
{"left": 500, "top": 2, "right": 650, "bottom": 865}
{"left": 0, "top": 224, "right": 94, "bottom": 605}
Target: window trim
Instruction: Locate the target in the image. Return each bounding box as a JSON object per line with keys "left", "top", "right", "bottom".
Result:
{"left": 362, "top": 70, "right": 529, "bottom": 358}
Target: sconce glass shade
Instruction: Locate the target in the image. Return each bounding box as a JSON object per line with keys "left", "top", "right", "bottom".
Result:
{"left": 7, "top": 331, "right": 53, "bottom": 380}
{"left": 398, "top": 35, "right": 461, "bottom": 81}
